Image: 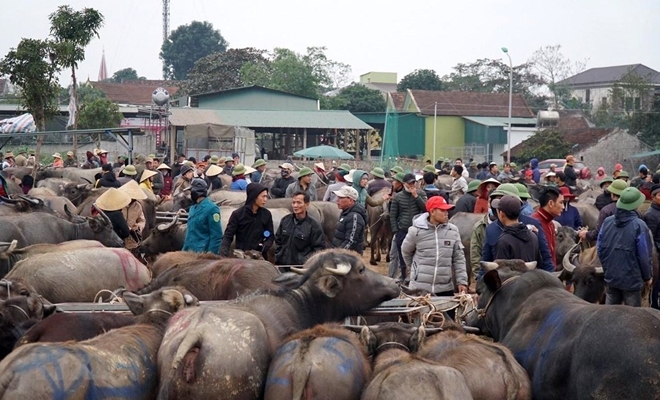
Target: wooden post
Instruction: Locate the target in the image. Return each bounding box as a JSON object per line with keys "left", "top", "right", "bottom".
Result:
{"left": 366, "top": 130, "right": 371, "bottom": 162}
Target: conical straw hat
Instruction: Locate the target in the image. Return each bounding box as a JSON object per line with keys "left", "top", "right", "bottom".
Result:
{"left": 95, "top": 188, "right": 131, "bottom": 211}
{"left": 119, "top": 180, "right": 147, "bottom": 200}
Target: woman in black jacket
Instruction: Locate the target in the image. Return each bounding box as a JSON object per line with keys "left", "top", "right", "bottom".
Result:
{"left": 92, "top": 188, "right": 131, "bottom": 240}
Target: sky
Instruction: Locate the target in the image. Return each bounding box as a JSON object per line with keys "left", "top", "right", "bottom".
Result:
{"left": 1, "top": 0, "right": 658, "bottom": 86}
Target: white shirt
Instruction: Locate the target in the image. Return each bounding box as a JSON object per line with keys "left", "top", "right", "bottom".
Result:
{"left": 451, "top": 176, "right": 468, "bottom": 194}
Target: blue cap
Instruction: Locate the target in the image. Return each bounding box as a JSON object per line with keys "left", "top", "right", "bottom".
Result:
{"left": 639, "top": 164, "right": 648, "bottom": 172}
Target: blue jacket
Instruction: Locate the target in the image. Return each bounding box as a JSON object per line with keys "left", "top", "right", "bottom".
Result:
{"left": 480, "top": 214, "right": 555, "bottom": 278}
{"left": 597, "top": 209, "right": 653, "bottom": 291}
{"left": 555, "top": 204, "right": 583, "bottom": 230}
{"left": 251, "top": 170, "right": 263, "bottom": 184}
{"left": 531, "top": 158, "right": 540, "bottom": 184}
{"left": 230, "top": 179, "right": 248, "bottom": 191}
{"left": 182, "top": 197, "right": 223, "bottom": 254}
{"left": 521, "top": 202, "right": 534, "bottom": 217}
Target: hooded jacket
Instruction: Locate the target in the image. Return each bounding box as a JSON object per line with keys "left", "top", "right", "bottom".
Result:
{"left": 352, "top": 170, "right": 369, "bottom": 206}
{"left": 530, "top": 158, "right": 541, "bottom": 184}
{"left": 495, "top": 222, "right": 543, "bottom": 266}
{"left": 390, "top": 188, "right": 427, "bottom": 233}
{"left": 331, "top": 202, "right": 367, "bottom": 254}
{"left": 401, "top": 213, "right": 467, "bottom": 294}
{"left": 97, "top": 172, "right": 121, "bottom": 189}
{"left": 220, "top": 183, "right": 274, "bottom": 257}
{"left": 598, "top": 209, "right": 653, "bottom": 291}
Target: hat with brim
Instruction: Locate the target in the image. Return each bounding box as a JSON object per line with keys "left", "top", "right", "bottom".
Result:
{"left": 478, "top": 178, "right": 500, "bottom": 190}
{"left": 607, "top": 179, "right": 628, "bottom": 195}
{"left": 393, "top": 172, "right": 405, "bottom": 183}
{"left": 617, "top": 187, "right": 645, "bottom": 211}
{"left": 140, "top": 169, "right": 158, "bottom": 183}
{"left": 403, "top": 173, "right": 416, "bottom": 184}
{"left": 390, "top": 166, "right": 404, "bottom": 174}
{"left": 95, "top": 188, "right": 131, "bottom": 211}
{"left": 510, "top": 162, "right": 517, "bottom": 168}
{"left": 206, "top": 164, "right": 222, "bottom": 177}
{"left": 209, "top": 155, "right": 220, "bottom": 164}
{"left": 52, "top": 153, "right": 62, "bottom": 159}
{"left": 98, "top": 149, "right": 108, "bottom": 154}
{"left": 244, "top": 165, "right": 257, "bottom": 175}
{"left": 253, "top": 159, "right": 267, "bottom": 168}
{"left": 559, "top": 186, "right": 575, "bottom": 199}
{"left": 119, "top": 180, "right": 148, "bottom": 200}
{"left": 371, "top": 167, "right": 385, "bottom": 179}
{"left": 513, "top": 183, "right": 531, "bottom": 199}
{"left": 346, "top": 169, "right": 356, "bottom": 183}
{"left": 422, "top": 165, "right": 436, "bottom": 174}
{"left": 467, "top": 180, "right": 482, "bottom": 193}
{"left": 122, "top": 165, "right": 137, "bottom": 176}
{"left": 4, "top": 152, "right": 14, "bottom": 159}
{"left": 333, "top": 186, "right": 358, "bottom": 200}
{"left": 157, "top": 163, "right": 171, "bottom": 170}
{"left": 426, "top": 196, "right": 454, "bottom": 212}
{"left": 180, "top": 164, "right": 194, "bottom": 176}
{"left": 279, "top": 162, "right": 294, "bottom": 171}
{"left": 298, "top": 167, "right": 313, "bottom": 178}
{"left": 66, "top": 151, "right": 74, "bottom": 157}
{"left": 618, "top": 171, "right": 629, "bottom": 178}
{"left": 490, "top": 183, "right": 522, "bottom": 201}
{"left": 314, "top": 162, "right": 326, "bottom": 171}
{"left": 599, "top": 177, "right": 613, "bottom": 187}
{"left": 545, "top": 172, "right": 556, "bottom": 178}
{"left": 232, "top": 164, "right": 247, "bottom": 176}
{"left": 218, "top": 157, "right": 227, "bottom": 164}
{"left": 339, "top": 163, "right": 351, "bottom": 172}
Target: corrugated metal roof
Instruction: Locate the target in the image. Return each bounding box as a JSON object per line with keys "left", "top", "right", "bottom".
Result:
{"left": 463, "top": 116, "right": 536, "bottom": 126}
{"left": 213, "top": 109, "right": 373, "bottom": 130}
{"left": 169, "top": 108, "right": 223, "bottom": 126}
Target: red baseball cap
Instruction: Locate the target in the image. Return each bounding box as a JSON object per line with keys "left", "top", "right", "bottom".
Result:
{"left": 559, "top": 186, "right": 575, "bottom": 198}
{"left": 426, "top": 196, "right": 455, "bottom": 212}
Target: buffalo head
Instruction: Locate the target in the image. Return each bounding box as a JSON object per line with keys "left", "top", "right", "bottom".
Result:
{"left": 346, "top": 322, "right": 443, "bottom": 355}
{"left": 138, "top": 214, "right": 185, "bottom": 255}
{"left": 555, "top": 226, "right": 578, "bottom": 265}
{"left": 121, "top": 286, "right": 199, "bottom": 318}
{"left": 82, "top": 210, "right": 125, "bottom": 248}
{"left": 562, "top": 245, "right": 605, "bottom": 303}
{"left": 61, "top": 182, "right": 91, "bottom": 206}
{"left": 171, "top": 191, "right": 193, "bottom": 212}
{"left": 480, "top": 260, "right": 537, "bottom": 274}
{"left": 0, "top": 293, "right": 57, "bottom": 324}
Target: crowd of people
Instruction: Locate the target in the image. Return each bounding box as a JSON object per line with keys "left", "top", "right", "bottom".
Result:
{"left": 3, "top": 146, "right": 659, "bottom": 308}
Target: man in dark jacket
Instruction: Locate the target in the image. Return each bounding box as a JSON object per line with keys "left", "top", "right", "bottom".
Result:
{"left": 275, "top": 191, "right": 325, "bottom": 265}
{"left": 581, "top": 179, "right": 629, "bottom": 243}
{"left": 452, "top": 179, "right": 480, "bottom": 214}
{"left": 494, "top": 195, "right": 543, "bottom": 265}
{"left": 331, "top": 186, "right": 367, "bottom": 254}
{"left": 555, "top": 186, "right": 583, "bottom": 230}
{"left": 390, "top": 173, "right": 427, "bottom": 280}
{"left": 598, "top": 187, "right": 653, "bottom": 307}
{"left": 97, "top": 164, "right": 122, "bottom": 188}
{"left": 220, "top": 183, "right": 274, "bottom": 258}
{"left": 563, "top": 155, "right": 578, "bottom": 188}
{"left": 595, "top": 177, "right": 615, "bottom": 211}
{"left": 270, "top": 162, "right": 296, "bottom": 198}
{"left": 367, "top": 167, "right": 392, "bottom": 196}
{"left": 644, "top": 183, "right": 660, "bottom": 308}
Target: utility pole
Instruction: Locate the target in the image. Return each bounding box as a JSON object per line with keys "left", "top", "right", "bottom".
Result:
{"left": 162, "top": 0, "right": 170, "bottom": 79}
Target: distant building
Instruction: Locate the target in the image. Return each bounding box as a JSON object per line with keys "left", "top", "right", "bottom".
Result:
{"left": 359, "top": 72, "right": 398, "bottom": 93}
{"left": 557, "top": 64, "right": 660, "bottom": 112}
{"left": 91, "top": 80, "right": 180, "bottom": 106}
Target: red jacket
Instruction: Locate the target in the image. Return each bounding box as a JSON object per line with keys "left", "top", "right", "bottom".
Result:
{"left": 532, "top": 208, "right": 557, "bottom": 267}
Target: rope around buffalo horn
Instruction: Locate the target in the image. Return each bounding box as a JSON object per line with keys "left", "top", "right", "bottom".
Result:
{"left": 401, "top": 292, "right": 477, "bottom": 326}
{"left": 93, "top": 289, "right": 124, "bottom": 304}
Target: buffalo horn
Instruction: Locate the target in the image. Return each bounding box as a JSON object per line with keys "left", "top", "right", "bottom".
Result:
{"left": 98, "top": 208, "right": 112, "bottom": 226}
{"left": 480, "top": 261, "right": 499, "bottom": 272}
{"left": 594, "top": 266, "right": 604, "bottom": 275}
{"left": 342, "top": 325, "right": 377, "bottom": 333}
{"left": 64, "top": 204, "right": 75, "bottom": 219}
{"left": 562, "top": 244, "right": 580, "bottom": 273}
{"left": 76, "top": 183, "right": 87, "bottom": 190}
{"left": 157, "top": 214, "right": 179, "bottom": 232}
{"left": 524, "top": 261, "right": 537, "bottom": 270}
{"left": 80, "top": 177, "right": 92, "bottom": 184}
{"left": 0, "top": 195, "right": 18, "bottom": 204}
{"left": 290, "top": 266, "right": 309, "bottom": 274}
{"left": 325, "top": 262, "right": 352, "bottom": 276}
{"left": 0, "top": 240, "right": 17, "bottom": 254}
{"left": 18, "top": 195, "right": 40, "bottom": 205}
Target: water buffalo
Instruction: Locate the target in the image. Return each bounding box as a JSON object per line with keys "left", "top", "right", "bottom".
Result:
{"left": 15, "top": 312, "right": 136, "bottom": 347}
{"left": 0, "top": 287, "right": 198, "bottom": 400}
{"left": 0, "top": 295, "right": 57, "bottom": 360}
{"left": 263, "top": 324, "right": 371, "bottom": 400}
{"left": 156, "top": 249, "right": 400, "bottom": 399}
{"left": 0, "top": 239, "right": 104, "bottom": 278}
{"left": 60, "top": 182, "right": 94, "bottom": 207}
{"left": 571, "top": 202, "right": 599, "bottom": 230}
{"left": 450, "top": 212, "right": 486, "bottom": 283}
{"left": 0, "top": 195, "right": 58, "bottom": 216}
{"left": 28, "top": 194, "right": 77, "bottom": 217}
{"left": 469, "top": 269, "right": 660, "bottom": 399}
{"left": 35, "top": 166, "right": 101, "bottom": 185}
{"left": 367, "top": 189, "right": 392, "bottom": 266}
{"left": 6, "top": 247, "right": 151, "bottom": 303}
{"left": 0, "top": 212, "right": 124, "bottom": 248}
{"left": 419, "top": 329, "right": 532, "bottom": 400}
{"left": 561, "top": 245, "right": 606, "bottom": 303}
{"left": 137, "top": 252, "right": 280, "bottom": 300}
{"left": 358, "top": 323, "right": 473, "bottom": 400}
{"left": 35, "top": 177, "right": 71, "bottom": 195}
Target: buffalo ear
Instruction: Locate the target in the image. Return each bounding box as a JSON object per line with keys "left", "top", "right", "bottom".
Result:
{"left": 315, "top": 275, "right": 342, "bottom": 298}
{"left": 359, "top": 326, "right": 377, "bottom": 355}
{"left": 409, "top": 326, "right": 426, "bottom": 353}
{"left": 42, "top": 303, "right": 57, "bottom": 318}
{"left": 483, "top": 270, "right": 502, "bottom": 293}
{"left": 272, "top": 273, "right": 305, "bottom": 290}
{"left": 122, "top": 291, "right": 145, "bottom": 315}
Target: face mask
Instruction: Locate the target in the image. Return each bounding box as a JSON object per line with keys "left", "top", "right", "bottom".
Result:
{"left": 191, "top": 191, "right": 200, "bottom": 202}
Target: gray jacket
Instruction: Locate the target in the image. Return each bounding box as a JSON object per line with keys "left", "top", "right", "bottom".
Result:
{"left": 323, "top": 181, "right": 346, "bottom": 202}
{"left": 285, "top": 181, "right": 317, "bottom": 201}
{"left": 402, "top": 213, "right": 467, "bottom": 294}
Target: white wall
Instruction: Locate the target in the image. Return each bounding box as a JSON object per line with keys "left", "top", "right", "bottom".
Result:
{"left": 494, "top": 127, "right": 537, "bottom": 164}
{"left": 569, "top": 87, "right": 610, "bottom": 111}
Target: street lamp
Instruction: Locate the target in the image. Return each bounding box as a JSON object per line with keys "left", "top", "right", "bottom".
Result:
{"left": 502, "top": 47, "right": 513, "bottom": 163}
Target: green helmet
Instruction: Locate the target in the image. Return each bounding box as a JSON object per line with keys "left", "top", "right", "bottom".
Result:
{"left": 607, "top": 179, "right": 628, "bottom": 196}
{"left": 490, "top": 183, "right": 521, "bottom": 200}
{"left": 467, "top": 180, "right": 481, "bottom": 193}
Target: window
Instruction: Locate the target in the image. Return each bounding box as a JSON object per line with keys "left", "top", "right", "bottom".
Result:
{"left": 625, "top": 97, "right": 633, "bottom": 111}
{"left": 634, "top": 97, "right": 641, "bottom": 110}
{"left": 585, "top": 89, "right": 591, "bottom": 103}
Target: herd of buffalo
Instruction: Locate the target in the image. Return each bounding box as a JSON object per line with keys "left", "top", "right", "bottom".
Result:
{"left": 0, "top": 165, "right": 659, "bottom": 399}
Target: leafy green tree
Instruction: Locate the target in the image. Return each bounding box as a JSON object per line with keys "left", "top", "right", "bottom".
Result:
{"left": 49, "top": 5, "right": 104, "bottom": 131}
{"left": 397, "top": 69, "right": 444, "bottom": 91}
{"left": 593, "top": 72, "right": 655, "bottom": 130}
{"left": 321, "top": 83, "right": 385, "bottom": 113}
{"left": 110, "top": 67, "right": 144, "bottom": 83}
{"left": 59, "top": 84, "right": 107, "bottom": 104}
{"left": 78, "top": 98, "right": 123, "bottom": 129}
{"left": 161, "top": 21, "right": 228, "bottom": 80}
{"left": 180, "top": 48, "right": 268, "bottom": 95}
{"left": 241, "top": 47, "right": 348, "bottom": 98}
{"left": 0, "top": 38, "right": 62, "bottom": 158}
{"left": 630, "top": 97, "right": 660, "bottom": 148}
{"left": 514, "top": 128, "right": 573, "bottom": 162}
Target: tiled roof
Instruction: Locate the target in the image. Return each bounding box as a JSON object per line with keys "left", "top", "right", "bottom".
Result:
{"left": 91, "top": 81, "right": 180, "bottom": 105}
{"left": 510, "top": 128, "right": 617, "bottom": 157}
{"left": 408, "top": 90, "right": 534, "bottom": 118}
{"left": 557, "top": 110, "right": 592, "bottom": 130}
{"left": 557, "top": 64, "right": 660, "bottom": 87}
{"left": 389, "top": 92, "right": 406, "bottom": 111}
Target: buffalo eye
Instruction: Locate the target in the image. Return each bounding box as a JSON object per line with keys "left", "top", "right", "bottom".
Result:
{"left": 20, "top": 290, "right": 29, "bottom": 296}
{"left": 359, "top": 267, "right": 365, "bottom": 274}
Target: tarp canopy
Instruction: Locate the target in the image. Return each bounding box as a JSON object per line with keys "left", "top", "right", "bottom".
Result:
{"left": 184, "top": 123, "right": 236, "bottom": 139}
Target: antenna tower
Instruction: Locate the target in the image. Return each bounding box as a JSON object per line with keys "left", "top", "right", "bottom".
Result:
{"left": 162, "top": 0, "right": 170, "bottom": 79}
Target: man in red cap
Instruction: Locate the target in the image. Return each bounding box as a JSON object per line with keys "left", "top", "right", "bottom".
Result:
{"left": 401, "top": 196, "right": 468, "bottom": 298}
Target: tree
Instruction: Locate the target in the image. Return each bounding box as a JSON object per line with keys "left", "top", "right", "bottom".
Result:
{"left": 49, "top": 5, "right": 104, "bottom": 131}
{"left": 0, "top": 38, "right": 62, "bottom": 158}
{"left": 160, "top": 21, "right": 228, "bottom": 80}
{"left": 397, "top": 69, "right": 444, "bottom": 91}
{"left": 593, "top": 71, "right": 654, "bottom": 130}
{"left": 630, "top": 97, "right": 660, "bottom": 148}
{"left": 514, "top": 129, "right": 573, "bottom": 163}
{"left": 321, "top": 83, "right": 386, "bottom": 113}
{"left": 180, "top": 48, "right": 268, "bottom": 95}
{"left": 241, "top": 47, "right": 348, "bottom": 98}
{"left": 77, "top": 98, "right": 123, "bottom": 129}
{"left": 110, "top": 67, "right": 144, "bottom": 83}
{"left": 59, "top": 83, "right": 107, "bottom": 104}
{"left": 529, "top": 44, "right": 588, "bottom": 108}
